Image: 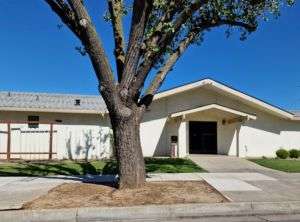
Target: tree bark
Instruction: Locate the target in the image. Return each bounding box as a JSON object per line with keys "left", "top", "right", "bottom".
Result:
{"left": 109, "top": 108, "right": 146, "bottom": 189}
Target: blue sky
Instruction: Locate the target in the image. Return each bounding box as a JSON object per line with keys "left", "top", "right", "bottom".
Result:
{"left": 0, "top": 1, "right": 299, "bottom": 110}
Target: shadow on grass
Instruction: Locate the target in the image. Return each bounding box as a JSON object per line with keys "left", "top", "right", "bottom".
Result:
{"left": 0, "top": 161, "right": 107, "bottom": 176}
{"left": 0, "top": 158, "right": 204, "bottom": 177}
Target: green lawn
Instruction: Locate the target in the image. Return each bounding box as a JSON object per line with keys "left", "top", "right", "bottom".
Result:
{"left": 0, "top": 158, "right": 205, "bottom": 176}
{"left": 249, "top": 158, "right": 300, "bottom": 173}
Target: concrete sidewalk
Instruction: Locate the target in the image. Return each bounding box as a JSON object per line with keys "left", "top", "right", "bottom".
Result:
{"left": 1, "top": 153, "right": 300, "bottom": 211}
{"left": 188, "top": 155, "right": 300, "bottom": 202}
{"left": 0, "top": 175, "right": 119, "bottom": 210}
{"left": 0, "top": 171, "right": 299, "bottom": 222}
{"left": 1, "top": 171, "right": 299, "bottom": 210}
{"left": 1, "top": 201, "right": 300, "bottom": 222}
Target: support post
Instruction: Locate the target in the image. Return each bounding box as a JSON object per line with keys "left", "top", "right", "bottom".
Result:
{"left": 49, "top": 123, "right": 53, "bottom": 160}
{"left": 7, "top": 123, "right": 11, "bottom": 160}
{"left": 236, "top": 127, "right": 240, "bottom": 157}
{"left": 178, "top": 120, "right": 188, "bottom": 157}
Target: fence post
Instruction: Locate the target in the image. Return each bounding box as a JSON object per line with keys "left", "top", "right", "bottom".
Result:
{"left": 7, "top": 123, "right": 11, "bottom": 160}
{"left": 49, "top": 123, "right": 53, "bottom": 160}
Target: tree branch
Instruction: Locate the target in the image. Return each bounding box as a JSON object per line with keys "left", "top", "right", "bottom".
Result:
{"left": 64, "top": 0, "right": 115, "bottom": 88}
{"left": 108, "top": 0, "right": 126, "bottom": 82}
{"left": 140, "top": 18, "right": 257, "bottom": 106}
{"left": 131, "top": 0, "right": 204, "bottom": 96}
{"left": 44, "top": 0, "right": 81, "bottom": 37}
{"left": 219, "top": 20, "right": 257, "bottom": 32}
{"left": 144, "top": 33, "right": 196, "bottom": 98}
{"left": 120, "top": 0, "right": 152, "bottom": 95}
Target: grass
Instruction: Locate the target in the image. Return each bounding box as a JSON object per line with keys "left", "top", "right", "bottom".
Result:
{"left": 249, "top": 158, "right": 300, "bottom": 173}
{"left": 0, "top": 158, "right": 205, "bottom": 176}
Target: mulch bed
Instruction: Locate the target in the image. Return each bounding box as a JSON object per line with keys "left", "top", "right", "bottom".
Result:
{"left": 23, "top": 181, "right": 227, "bottom": 209}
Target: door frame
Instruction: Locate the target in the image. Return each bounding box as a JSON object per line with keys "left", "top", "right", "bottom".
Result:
{"left": 188, "top": 121, "right": 218, "bottom": 154}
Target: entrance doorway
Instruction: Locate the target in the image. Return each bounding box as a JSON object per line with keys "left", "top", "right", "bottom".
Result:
{"left": 189, "top": 121, "right": 217, "bottom": 154}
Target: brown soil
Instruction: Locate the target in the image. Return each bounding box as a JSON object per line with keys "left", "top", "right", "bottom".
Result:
{"left": 23, "top": 181, "right": 227, "bottom": 210}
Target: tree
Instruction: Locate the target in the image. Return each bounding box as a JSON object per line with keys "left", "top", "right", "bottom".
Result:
{"left": 44, "top": 0, "right": 294, "bottom": 189}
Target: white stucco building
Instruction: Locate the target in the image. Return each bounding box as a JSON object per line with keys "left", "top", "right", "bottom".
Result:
{"left": 0, "top": 78, "right": 299, "bottom": 160}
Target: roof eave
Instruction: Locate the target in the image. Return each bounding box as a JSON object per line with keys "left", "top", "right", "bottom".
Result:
{"left": 170, "top": 104, "right": 257, "bottom": 120}
{"left": 154, "top": 78, "right": 294, "bottom": 120}
{"left": 0, "top": 107, "right": 108, "bottom": 115}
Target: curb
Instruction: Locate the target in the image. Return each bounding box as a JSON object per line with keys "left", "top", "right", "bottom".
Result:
{"left": 1, "top": 201, "right": 300, "bottom": 222}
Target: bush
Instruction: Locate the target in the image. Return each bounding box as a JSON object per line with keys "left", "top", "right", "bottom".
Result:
{"left": 289, "top": 149, "right": 299, "bottom": 159}
{"left": 276, "top": 149, "right": 289, "bottom": 159}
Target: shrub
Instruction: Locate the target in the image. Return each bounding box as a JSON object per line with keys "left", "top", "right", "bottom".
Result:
{"left": 276, "top": 149, "right": 289, "bottom": 159}
{"left": 289, "top": 149, "right": 299, "bottom": 159}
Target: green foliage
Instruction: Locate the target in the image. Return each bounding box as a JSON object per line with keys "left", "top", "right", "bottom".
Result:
{"left": 103, "top": 2, "right": 130, "bottom": 22}
{"left": 276, "top": 148, "right": 289, "bottom": 159}
{"left": 289, "top": 149, "right": 300, "bottom": 158}
{"left": 144, "top": 0, "right": 295, "bottom": 68}
{"left": 250, "top": 158, "right": 300, "bottom": 172}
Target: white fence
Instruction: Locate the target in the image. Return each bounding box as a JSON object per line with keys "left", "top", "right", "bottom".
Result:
{"left": 0, "top": 122, "right": 112, "bottom": 160}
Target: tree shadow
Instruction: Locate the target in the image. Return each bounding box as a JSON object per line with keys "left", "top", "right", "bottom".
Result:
{"left": 102, "top": 160, "right": 118, "bottom": 174}
{"left": 65, "top": 128, "right": 113, "bottom": 160}
{"left": 75, "top": 130, "right": 95, "bottom": 161}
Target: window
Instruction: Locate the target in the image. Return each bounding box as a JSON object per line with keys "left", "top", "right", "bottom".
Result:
{"left": 28, "top": 115, "right": 39, "bottom": 128}
{"left": 75, "top": 99, "right": 81, "bottom": 106}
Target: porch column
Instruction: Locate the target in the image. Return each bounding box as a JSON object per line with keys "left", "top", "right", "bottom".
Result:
{"left": 236, "top": 126, "right": 240, "bottom": 157}
{"left": 178, "top": 119, "right": 188, "bottom": 157}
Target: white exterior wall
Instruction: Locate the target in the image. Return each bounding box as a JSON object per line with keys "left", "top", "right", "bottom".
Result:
{"left": 239, "top": 112, "right": 300, "bottom": 157}
{"left": 0, "top": 111, "right": 111, "bottom": 160}
{"left": 140, "top": 86, "right": 300, "bottom": 158}
{"left": 1, "top": 85, "right": 300, "bottom": 159}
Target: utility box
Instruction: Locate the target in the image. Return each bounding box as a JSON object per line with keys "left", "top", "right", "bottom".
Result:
{"left": 170, "top": 136, "right": 178, "bottom": 158}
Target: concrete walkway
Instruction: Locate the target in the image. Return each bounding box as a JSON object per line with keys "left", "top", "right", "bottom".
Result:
{"left": 189, "top": 155, "right": 300, "bottom": 202}
{"left": 1, "top": 171, "right": 299, "bottom": 210}
{"left": 0, "top": 156, "right": 299, "bottom": 211}
{"left": 0, "top": 175, "right": 117, "bottom": 210}
{"left": 189, "top": 155, "right": 274, "bottom": 173}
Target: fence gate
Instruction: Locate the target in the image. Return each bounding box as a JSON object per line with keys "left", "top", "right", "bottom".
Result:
{"left": 0, "top": 122, "right": 57, "bottom": 160}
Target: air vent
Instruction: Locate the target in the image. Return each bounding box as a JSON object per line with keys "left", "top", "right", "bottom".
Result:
{"left": 75, "top": 99, "right": 81, "bottom": 106}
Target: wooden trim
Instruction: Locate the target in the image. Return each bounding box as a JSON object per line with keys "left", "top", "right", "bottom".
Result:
{"left": 0, "top": 152, "right": 57, "bottom": 155}
{"left": 0, "top": 120, "right": 56, "bottom": 124}
{"left": 7, "top": 123, "right": 11, "bottom": 160}
{"left": 170, "top": 104, "right": 257, "bottom": 120}
{"left": 49, "top": 123, "right": 53, "bottom": 160}
{"left": 20, "top": 130, "right": 58, "bottom": 134}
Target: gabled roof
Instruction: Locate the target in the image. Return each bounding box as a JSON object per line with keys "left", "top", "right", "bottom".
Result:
{"left": 0, "top": 78, "right": 298, "bottom": 120}
{"left": 170, "top": 104, "right": 257, "bottom": 120}
{"left": 290, "top": 111, "right": 300, "bottom": 120}
{"left": 0, "top": 91, "right": 106, "bottom": 114}
{"left": 290, "top": 111, "right": 300, "bottom": 117}
{"left": 154, "top": 78, "right": 296, "bottom": 120}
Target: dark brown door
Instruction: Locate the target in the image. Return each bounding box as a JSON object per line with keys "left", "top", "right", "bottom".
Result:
{"left": 189, "top": 121, "right": 217, "bottom": 154}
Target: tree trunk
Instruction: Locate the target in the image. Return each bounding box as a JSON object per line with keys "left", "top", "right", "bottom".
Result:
{"left": 111, "top": 112, "right": 146, "bottom": 189}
